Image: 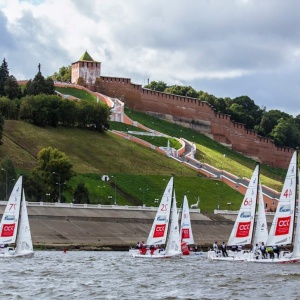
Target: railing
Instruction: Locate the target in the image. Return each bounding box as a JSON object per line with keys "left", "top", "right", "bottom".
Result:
{"left": 214, "top": 209, "right": 275, "bottom": 216}
{"left": 0, "top": 201, "right": 200, "bottom": 213}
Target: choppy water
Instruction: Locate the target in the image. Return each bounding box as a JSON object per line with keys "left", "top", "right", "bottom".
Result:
{"left": 0, "top": 251, "right": 300, "bottom": 299}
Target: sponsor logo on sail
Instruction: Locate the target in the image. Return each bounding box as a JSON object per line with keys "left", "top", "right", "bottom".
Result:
{"left": 240, "top": 212, "right": 251, "bottom": 218}
{"left": 153, "top": 224, "right": 166, "bottom": 238}
{"left": 236, "top": 221, "right": 251, "bottom": 237}
{"left": 275, "top": 216, "right": 291, "bottom": 236}
{"left": 156, "top": 216, "right": 166, "bottom": 222}
{"left": 4, "top": 215, "right": 15, "bottom": 221}
{"left": 182, "top": 228, "right": 190, "bottom": 239}
{"left": 279, "top": 205, "right": 291, "bottom": 213}
{"left": 1, "top": 224, "right": 15, "bottom": 237}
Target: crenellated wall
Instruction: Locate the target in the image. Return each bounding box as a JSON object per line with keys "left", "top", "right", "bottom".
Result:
{"left": 97, "top": 76, "right": 293, "bottom": 169}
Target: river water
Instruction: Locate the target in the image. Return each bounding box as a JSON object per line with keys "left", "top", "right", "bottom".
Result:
{"left": 0, "top": 251, "right": 299, "bottom": 299}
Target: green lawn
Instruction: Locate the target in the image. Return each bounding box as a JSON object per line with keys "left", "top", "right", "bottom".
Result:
{"left": 55, "top": 86, "right": 97, "bottom": 101}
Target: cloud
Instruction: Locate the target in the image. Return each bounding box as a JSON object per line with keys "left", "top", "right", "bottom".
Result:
{"left": 1, "top": 0, "right": 300, "bottom": 115}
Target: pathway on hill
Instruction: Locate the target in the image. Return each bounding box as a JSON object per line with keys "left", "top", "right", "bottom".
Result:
{"left": 54, "top": 83, "right": 280, "bottom": 210}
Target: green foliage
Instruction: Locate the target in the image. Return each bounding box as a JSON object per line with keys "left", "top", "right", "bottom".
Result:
{"left": 73, "top": 182, "right": 90, "bottom": 204}
{"left": 0, "top": 113, "right": 3, "bottom": 144}
{"left": 0, "top": 156, "right": 17, "bottom": 200}
{"left": 76, "top": 100, "right": 111, "bottom": 131}
{"left": 0, "top": 97, "right": 19, "bottom": 120}
{"left": 144, "top": 80, "right": 167, "bottom": 92}
{"left": 20, "top": 94, "right": 61, "bottom": 126}
{"left": 256, "top": 109, "right": 291, "bottom": 137}
{"left": 0, "top": 58, "right": 9, "bottom": 97}
{"left": 270, "top": 118, "right": 300, "bottom": 148}
{"left": 50, "top": 65, "right": 71, "bottom": 83}
{"left": 19, "top": 94, "right": 110, "bottom": 130}
{"left": 23, "top": 173, "right": 46, "bottom": 202}
{"left": 25, "top": 72, "right": 55, "bottom": 96}
{"left": 34, "top": 147, "right": 75, "bottom": 202}
{"left": 55, "top": 86, "right": 97, "bottom": 101}
{"left": 4, "top": 75, "right": 22, "bottom": 99}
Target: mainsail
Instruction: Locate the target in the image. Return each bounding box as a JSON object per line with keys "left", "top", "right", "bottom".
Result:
{"left": 165, "top": 190, "right": 181, "bottom": 256}
{"left": 146, "top": 177, "right": 173, "bottom": 245}
{"left": 180, "top": 195, "right": 194, "bottom": 245}
{"left": 267, "top": 151, "right": 297, "bottom": 246}
{"left": 0, "top": 176, "right": 22, "bottom": 244}
{"left": 252, "top": 182, "right": 268, "bottom": 247}
{"left": 15, "top": 190, "right": 33, "bottom": 254}
{"left": 227, "top": 164, "right": 259, "bottom": 246}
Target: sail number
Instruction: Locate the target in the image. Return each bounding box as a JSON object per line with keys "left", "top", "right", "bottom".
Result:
{"left": 283, "top": 189, "right": 293, "bottom": 198}
{"left": 9, "top": 204, "right": 16, "bottom": 210}
{"left": 243, "top": 198, "right": 252, "bottom": 206}
{"left": 160, "top": 204, "right": 168, "bottom": 211}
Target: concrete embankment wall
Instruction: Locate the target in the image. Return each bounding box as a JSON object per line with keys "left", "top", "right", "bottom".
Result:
{"left": 0, "top": 205, "right": 236, "bottom": 250}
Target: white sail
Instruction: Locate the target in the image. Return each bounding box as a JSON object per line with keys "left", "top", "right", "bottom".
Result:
{"left": 146, "top": 177, "right": 173, "bottom": 245}
{"left": 0, "top": 176, "right": 22, "bottom": 244}
{"left": 180, "top": 195, "right": 194, "bottom": 245}
{"left": 252, "top": 182, "right": 268, "bottom": 247}
{"left": 15, "top": 190, "right": 33, "bottom": 255}
{"left": 165, "top": 190, "right": 181, "bottom": 256}
{"left": 227, "top": 165, "right": 259, "bottom": 246}
{"left": 291, "top": 169, "right": 300, "bottom": 257}
{"left": 267, "top": 151, "right": 297, "bottom": 246}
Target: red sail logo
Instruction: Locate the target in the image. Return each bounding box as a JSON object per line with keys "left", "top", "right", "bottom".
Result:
{"left": 182, "top": 228, "right": 190, "bottom": 239}
{"left": 275, "top": 216, "right": 291, "bottom": 236}
{"left": 1, "top": 224, "right": 15, "bottom": 237}
{"left": 236, "top": 221, "right": 251, "bottom": 237}
{"left": 153, "top": 224, "right": 166, "bottom": 237}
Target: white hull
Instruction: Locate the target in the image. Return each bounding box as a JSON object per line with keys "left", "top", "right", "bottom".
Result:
{"left": 208, "top": 249, "right": 300, "bottom": 263}
{"left": 129, "top": 248, "right": 181, "bottom": 259}
{"left": 0, "top": 248, "right": 34, "bottom": 258}
{"left": 207, "top": 250, "right": 250, "bottom": 261}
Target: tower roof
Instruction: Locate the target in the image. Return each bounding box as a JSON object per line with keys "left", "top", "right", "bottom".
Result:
{"left": 79, "top": 51, "right": 94, "bottom": 62}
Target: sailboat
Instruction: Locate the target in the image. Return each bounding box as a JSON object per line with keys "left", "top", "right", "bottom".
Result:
{"left": 246, "top": 150, "right": 300, "bottom": 263}
{"left": 208, "top": 164, "right": 264, "bottom": 261}
{"left": 0, "top": 176, "right": 34, "bottom": 258}
{"left": 180, "top": 195, "right": 195, "bottom": 255}
{"left": 129, "top": 177, "right": 182, "bottom": 258}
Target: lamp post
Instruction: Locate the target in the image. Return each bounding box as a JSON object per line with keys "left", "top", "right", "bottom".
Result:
{"left": 111, "top": 176, "right": 117, "bottom": 205}
{"left": 154, "top": 198, "right": 159, "bottom": 207}
{"left": 216, "top": 182, "right": 220, "bottom": 210}
{"left": 53, "top": 172, "right": 61, "bottom": 203}
{"left": 140, "top": 188, "right": 148, "bottom": 206}
{"left": 1, "top": 168, "right": 7, "bottom": 200}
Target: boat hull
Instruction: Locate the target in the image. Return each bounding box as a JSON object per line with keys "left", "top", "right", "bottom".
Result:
{"left": 129, "top": 248, "right": 181, "bottom": 259}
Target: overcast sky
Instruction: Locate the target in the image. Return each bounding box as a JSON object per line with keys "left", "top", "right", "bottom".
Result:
{"left": 1, "top": 0, "right": 300, "bottom": 115}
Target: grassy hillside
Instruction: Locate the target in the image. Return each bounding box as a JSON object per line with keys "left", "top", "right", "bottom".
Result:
{"left": 1, "top": 120, "right": 243, "bottom": 211}
{"left": 0, "top": 85, "right": 288, "bottom": 212}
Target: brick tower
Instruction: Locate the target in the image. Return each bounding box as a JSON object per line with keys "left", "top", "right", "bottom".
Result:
{"left": 71, "top": 51, "right": 101, "bottom": 85}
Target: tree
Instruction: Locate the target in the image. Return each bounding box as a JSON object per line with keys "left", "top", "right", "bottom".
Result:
{"left": 34, "top": 147, "right": 75, "bottom": 202}
{"left": 50, "top": 65, "right": 71, "bottom": 83}
{"left": 144, "top": 81, "right": 167, "bottom": 92}
{"left": 23, "top": 173, "right": 46, "bottom": 202}
{"left": 0, "top": 113, "right": 3, "bottom": 145}
{"left": 256, "top": 110, "right": 291, "bottom": 137}
{"left": 25, "top": 72, "right": 55, "bottom": 96}
{"left": 0, "top": 156, "right": 17, "bottom": 200}
{"left": 270, "top": 118, "right": 300, "bottom": 148}
{"left": 4, "top": 75, "right": 21, "bottom": 99}
{"left": 73, "top": 182, "right": 90, "bottom": 204}
{"left": 0, "top": 58, "right": 9, "bottom": 96}
{"left": 0, "top": 96, "right": 19, "bottom": 120}
{"left": 19, "top": 94, "right": 61, "bottom": 126}
{"left": 76, "top": 100, "right": 110, "bottom": 131}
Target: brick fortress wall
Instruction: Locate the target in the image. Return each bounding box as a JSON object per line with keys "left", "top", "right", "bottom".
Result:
{"left": 97, "top": 76, "right": 293, "bottom": 169}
